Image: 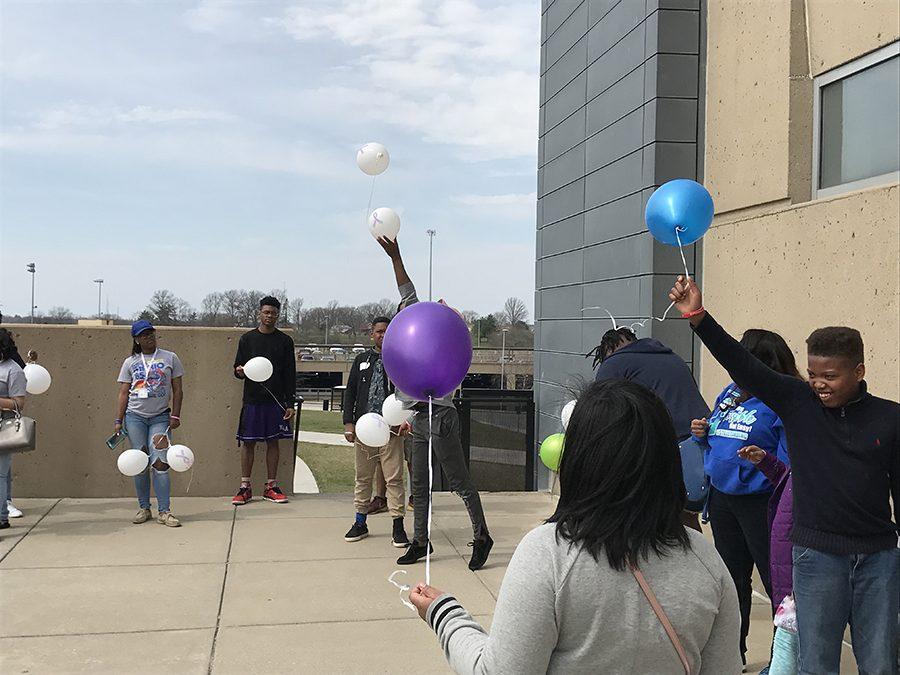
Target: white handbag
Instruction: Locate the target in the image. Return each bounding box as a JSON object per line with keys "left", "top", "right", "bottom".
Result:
{"left": 0, "top": 402, "right": 37, "bottom": 453}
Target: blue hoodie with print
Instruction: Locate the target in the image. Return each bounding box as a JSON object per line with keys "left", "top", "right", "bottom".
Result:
{"left": 704, "top": 383, "right": 790, "bottom": 495}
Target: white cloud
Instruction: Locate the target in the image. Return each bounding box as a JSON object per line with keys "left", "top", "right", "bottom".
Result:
{"left": 274, "top": 0, "right": 540, "bottom": 161}
{"left": 452, "top": 191, "right": 537, "bottom": 220}
{"left": 30, "top": 103, "right": 234, "bottom": 130}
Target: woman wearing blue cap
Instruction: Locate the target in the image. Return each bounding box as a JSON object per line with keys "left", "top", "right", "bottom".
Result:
{"left": 114, "top": 320, "right": 185, "bottom": 526}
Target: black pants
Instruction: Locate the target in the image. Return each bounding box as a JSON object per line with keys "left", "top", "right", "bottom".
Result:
{"left": 410, "top": 405, "right": 489, "bottom": 544}
{"left": 708, "top": 486, "right": 773, "bottom": 657}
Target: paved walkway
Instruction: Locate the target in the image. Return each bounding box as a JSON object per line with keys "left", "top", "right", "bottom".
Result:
{"left": 298, "top": 430, "right": 351, "bottom": 446}
{"left": 0, "top": 494, "right": 858, "bottom": 674}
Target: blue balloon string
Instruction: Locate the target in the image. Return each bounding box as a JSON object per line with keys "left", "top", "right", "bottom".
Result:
{"left": 583, "top": 227, "right": 692, "bottom": 332}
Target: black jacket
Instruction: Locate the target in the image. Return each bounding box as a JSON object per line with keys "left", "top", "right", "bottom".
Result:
{"left": 595, "top": 338, "right": 710, "bottom": 440}
{"left": 695, "top": 313, "right": 899, "bottom": 554}
{"left": 343, "top": 349, "right": 393, "bottom": 425}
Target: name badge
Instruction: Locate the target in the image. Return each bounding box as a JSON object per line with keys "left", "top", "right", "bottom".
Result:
{"left": 137, "top": 389, "right": 149, "bottom": 399}
{"left": 360, "top": 362, "right": 370, "bottom": 371}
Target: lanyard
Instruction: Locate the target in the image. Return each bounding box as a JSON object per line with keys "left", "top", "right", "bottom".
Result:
{"left": 140, "top": 349, "right": 158, "bottom": 382}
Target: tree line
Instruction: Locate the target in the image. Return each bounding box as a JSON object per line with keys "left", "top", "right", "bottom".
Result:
{"left": 8, "top": 291, "right": 533, "bottom": 348}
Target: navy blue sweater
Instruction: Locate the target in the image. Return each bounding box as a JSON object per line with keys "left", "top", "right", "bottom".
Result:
{"left": 695, "top": 313, "right": 899, "bottom": 555}
{"left": 595, "top": 338, "right": 709, "bottom": 440}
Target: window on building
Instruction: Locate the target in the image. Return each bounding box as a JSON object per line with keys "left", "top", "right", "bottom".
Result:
{"left": 813, "top": 42, "right": 899, "bottom": 198}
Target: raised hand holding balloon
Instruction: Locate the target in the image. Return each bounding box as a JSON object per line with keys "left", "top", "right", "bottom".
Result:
{"left": 583, "top": 179, "right": 714, "bottom": 333}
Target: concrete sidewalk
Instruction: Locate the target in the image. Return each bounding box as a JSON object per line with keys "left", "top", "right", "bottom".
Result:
{"left": 0, "top": 494, "right": 857, "bottom": 674}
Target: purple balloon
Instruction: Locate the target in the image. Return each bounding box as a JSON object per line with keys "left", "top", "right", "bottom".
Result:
{"left": 382, "top": 302, "right": 473, "bottom": 401}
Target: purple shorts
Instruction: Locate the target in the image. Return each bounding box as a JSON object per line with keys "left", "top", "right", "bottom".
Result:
{"left": 237, "top": 402, "right": 292, "bottom": 444}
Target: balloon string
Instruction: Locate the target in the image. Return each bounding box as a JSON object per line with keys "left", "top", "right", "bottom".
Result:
{"left": 364, "top": 175, "right": 377, "bottom": 226}
{"left": 426, "top": 395, "right": 433, "bottom": 587}
{"left": 582, "top": 227, "right": 692, "bottom": 333}
{"left": 387, "top": 570, "right": 416, "bottom": 612}
{"left": 260, "top": 384, "right": 287, "bottom": 412}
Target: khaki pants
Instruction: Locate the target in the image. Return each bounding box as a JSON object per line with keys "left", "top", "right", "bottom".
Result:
{"left": 354, "top": 435, "right": 405, "bottom": 518}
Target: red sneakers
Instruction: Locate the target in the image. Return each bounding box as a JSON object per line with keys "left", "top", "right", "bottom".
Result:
{"left": 263, "top": 484, "right": 289, "bottom": 504}
{"left": 232, "top": 485, "right": 252, "bottom": 506}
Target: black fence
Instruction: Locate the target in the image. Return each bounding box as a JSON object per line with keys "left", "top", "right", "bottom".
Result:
{"left": 448, "top": 388, "right": 536, "bottom": 492}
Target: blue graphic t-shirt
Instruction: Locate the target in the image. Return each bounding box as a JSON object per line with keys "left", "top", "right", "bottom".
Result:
{"left": 117, "top": 349, "right": 184, "bottom": 418}
{"left": 704, "top": 384, "right": 789, "bottom": 495}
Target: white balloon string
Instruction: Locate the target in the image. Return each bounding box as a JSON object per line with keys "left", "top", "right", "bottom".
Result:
{"left": 387, "top": 570, "right": 417, "bottom": 612}
{"left": 582, "top": 227, "right": 692, "bottom": 332}
{"left": 364, "top": 175, "right": 377, "bottom": 226}
{"left": 260, "top": 384, "right": 287, "bottom": 412}
{"left": 426, "top": 395, "right": 434, "bottom": 587}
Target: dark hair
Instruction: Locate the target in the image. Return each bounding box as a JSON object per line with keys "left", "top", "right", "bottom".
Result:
{"left": 547, "top": 379, "right": 690, "bottom": 571}
{"left": 259, "top": 296, "right": 281, "bottom": 311}
{"left": 740, "top": 329, "right": 801, "bottom": 378}
{"left": 586, "top": 327, "right": 636, "bottom": 370}
{"left": 0, "top": 328, "right": 17, "bottom": 362}
{"left": 806, "top": 327, "right": 864, "bottom": 364}
{"left": 371, "top": 316, "right": 391, "bottom": 328}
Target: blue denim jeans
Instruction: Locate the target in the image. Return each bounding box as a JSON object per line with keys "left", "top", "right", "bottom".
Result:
{"left": 0, "top": 452, "right": 10, "bottom": 522}
{"left": 792, "top": 545, "right": 899, "bottom": 674}
{"left": 124, "top": 411, "right": 171, "bottom": 513}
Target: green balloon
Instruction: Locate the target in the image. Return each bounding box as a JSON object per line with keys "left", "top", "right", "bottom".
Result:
{"left": 539, "top": 433, "right": 565, "bottom": 472}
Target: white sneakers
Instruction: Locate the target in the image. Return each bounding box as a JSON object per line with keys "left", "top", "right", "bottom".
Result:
{"left": 7, "top": 501, "right": 22, "bottom": 518}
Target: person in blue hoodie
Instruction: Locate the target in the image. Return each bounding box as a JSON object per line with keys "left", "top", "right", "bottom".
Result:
{"left": 692, "top": 329, "right": 801, "bottom": 668}
{"left": 590, "top": 327, "right": 710, "bottom": 442}
{"left": 591, "top": 327, "right": 710, "bottom": 531}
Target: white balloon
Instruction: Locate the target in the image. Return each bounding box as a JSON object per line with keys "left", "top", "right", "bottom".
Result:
{"left": 356, "top": 412, "right": 391, "bottom": 447}
{"left": 23, "top": 363, "right": 52, "bottom": 395}
{"left": 382, "top": 394, "right": 413, "bottom": 426}
{"left": 368, "top": 207, "right": 401, "bottom": 241}
{"left": 243, "top": 356, "right": 273, "bottom": 383}
{"left": 166, "top": 444, "right": 195, "bottom": 472}
{"left": 561, "top": 400, "right": 577, "bottom": 429}
{"left": 356, "top": 142, "right": 390, "bottom": 176}
{"left": 117, "top": 449, "right": 149, "bottom": 476}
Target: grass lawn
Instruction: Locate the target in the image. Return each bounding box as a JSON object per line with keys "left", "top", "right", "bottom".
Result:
{"left": 299, "top": 409, "right": 346, "bottom": 434}
{"left": 298, "top": 441, "right": 355, "bottom": 493}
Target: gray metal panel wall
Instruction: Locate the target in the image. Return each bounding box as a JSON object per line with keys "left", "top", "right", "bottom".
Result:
{"left": 535, "top": 0, "right": 704, "bottom": 488}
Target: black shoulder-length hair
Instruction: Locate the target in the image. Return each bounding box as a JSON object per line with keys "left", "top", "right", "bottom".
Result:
{"left": 547, "top": 379, "right": 690, "bottom": 571}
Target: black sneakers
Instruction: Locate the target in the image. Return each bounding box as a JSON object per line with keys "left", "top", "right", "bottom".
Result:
{"left": 468, "top": 535, "right": 493, "bottom": 570}
{"left": 344, "top": 522, "right": 369, "bottom": 542}
{"left": 391, "top": 518, "right": 410, "bottom": 548}
{"left": 397, "top": 540, "right": 432, "bottom": 564}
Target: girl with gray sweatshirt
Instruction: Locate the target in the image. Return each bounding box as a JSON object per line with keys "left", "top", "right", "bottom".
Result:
{"left": 411, "top": 379, "right": 741, "bottom": 674}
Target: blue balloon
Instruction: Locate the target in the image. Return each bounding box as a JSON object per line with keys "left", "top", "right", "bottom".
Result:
{"left": 644, "top": 179, "right": 714, "bottom": 246}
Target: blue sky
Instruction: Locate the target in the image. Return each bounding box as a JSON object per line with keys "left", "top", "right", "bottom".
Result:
{"left": 0, "top": 0, "right": 539, "bottom": 319}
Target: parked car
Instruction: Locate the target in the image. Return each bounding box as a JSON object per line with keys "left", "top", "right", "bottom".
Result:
{"left": 300, "top": 354, "right": 315, "bottom": 362}
{"left": 351, "top": 346, "right": 366, "bottom": 354}
{"left": 329, "top": 347, "right": 346, "bottom": 355}
{"left": 321, "top": 354, "right": 336, "bottom": 362}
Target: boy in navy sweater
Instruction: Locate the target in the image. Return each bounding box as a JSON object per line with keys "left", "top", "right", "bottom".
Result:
{"left": 669, "top": 275, "right": 899, "bottom": 674}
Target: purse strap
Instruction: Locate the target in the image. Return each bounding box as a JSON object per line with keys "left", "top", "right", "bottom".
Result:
{"left": 0, "top": 400, "right": 21, "bottom": 418}
{"left": 629, "top": 563, "right": 691, "bottom": 674}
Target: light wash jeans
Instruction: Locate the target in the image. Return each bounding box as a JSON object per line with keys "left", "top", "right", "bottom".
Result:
{"left": 793, "top": 545, "right": 900, "bottom": 674}
{"left": 0, "top": 452, "right": 10, "bottom": 522}
{"left": 124, "top": 411, "right": 171, "bottom": 513}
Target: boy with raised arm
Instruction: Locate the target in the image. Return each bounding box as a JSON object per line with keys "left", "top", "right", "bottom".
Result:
{"left": 669, "top": 275, "right": 899, "bottom": 674}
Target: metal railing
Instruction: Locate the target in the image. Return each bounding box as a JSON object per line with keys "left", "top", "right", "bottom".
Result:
{"left": 452, "top": 388, "right": 536, "bottom": 492}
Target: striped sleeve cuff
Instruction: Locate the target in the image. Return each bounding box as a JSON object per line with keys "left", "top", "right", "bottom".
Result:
{"left": 426, "top": 594, "right": 463, "bottom": 634}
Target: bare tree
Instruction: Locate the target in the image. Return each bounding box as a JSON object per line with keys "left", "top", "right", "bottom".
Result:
{"left": 45, "top": 306, "right": 76, "bottom": 324}
{"left": 201, "top": 292, "right": 225, "bottom": 325}
{"left": 501, "top": 297, "right": 528, "bottom": 327}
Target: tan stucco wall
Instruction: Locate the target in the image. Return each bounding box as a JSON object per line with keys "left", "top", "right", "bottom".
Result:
{"left": 806, "top": 0, "right": 900, "bottom": 75}
{"left": 700, "top": 184, "right": 900, "bottom": 403}
{"left": 705, "top": 0, "right": 792, "bottom": 213}
{"left": 4, "top": 325, "right": 295, "bottom": 498}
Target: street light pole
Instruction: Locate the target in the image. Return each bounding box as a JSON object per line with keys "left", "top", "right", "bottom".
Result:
{"left": 26, "top": 263, "right": 36, "bottom": 323}
{"left": 93, "top": 279, "right": 104, "bottom": 320}
{"left": 325, "top": 316, "right": 329, "bottom": 344}
{"left": 426, "top": 229, "right": 436, "bottom": 301}
{"left": 500, "top": 328, "right": 509, "bottom": 390}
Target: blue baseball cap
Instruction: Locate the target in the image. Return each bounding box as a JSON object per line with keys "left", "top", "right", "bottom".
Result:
{"left": 131, "top": 320, "right": 155, "bottom": 337}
